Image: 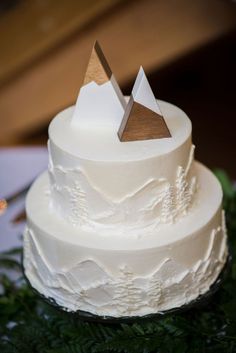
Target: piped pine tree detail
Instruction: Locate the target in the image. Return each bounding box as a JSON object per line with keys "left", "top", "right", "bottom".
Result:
{"left": 186, "top": 177, "right": 197, "bottom": 211}
{"left": 175, "top": 166, "right": 189, "bottom": 216}
{"left": 160, "top": 166, "right": 197, "bottom": 224}
{"left": 115, "top": 266, "right": 142, "bottom": 315}
{"left": 161, "top": 184, "right": 175, "bottom": 224}
{"left": 69, "top": 181, "right": 88, "bottom": 226}
{"left": 148, "top": 277, "right": 162, "bottom": 309}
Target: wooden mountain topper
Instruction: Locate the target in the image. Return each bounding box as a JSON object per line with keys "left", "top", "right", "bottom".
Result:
{"left": 83, "top": 40, "right": 112, "bottom": 86}
{"left": 118, "top": 67, "right": 171, "bottom": 142}
{"left": 71, "top": 40, "right": 126, "bottom": 127}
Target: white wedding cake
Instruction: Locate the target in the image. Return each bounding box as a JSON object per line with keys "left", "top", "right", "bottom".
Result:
{"left": 23, "top": 41, "right": 228, "bottom": 318}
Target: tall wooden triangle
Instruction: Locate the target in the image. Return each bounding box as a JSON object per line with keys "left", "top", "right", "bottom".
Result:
{"left": 83, "top": 40, "right": 112, "bottom": 86}
{"left": 118, "top": 96, "right": 171, "bottom": 142}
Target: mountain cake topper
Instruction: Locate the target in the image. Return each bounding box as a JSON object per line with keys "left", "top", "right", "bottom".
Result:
{"left": 118, "top": 67, "right": 171, "bottom": 142}
{"left": 71, "top": 41, "right": 126, "bottom": 128}
{"left": 83, "top": 41, "right": 112, "bottom": 86}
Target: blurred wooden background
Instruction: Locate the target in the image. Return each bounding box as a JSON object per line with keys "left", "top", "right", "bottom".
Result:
{"left": 0, "top": 0, "right": 236, "bottom": 175}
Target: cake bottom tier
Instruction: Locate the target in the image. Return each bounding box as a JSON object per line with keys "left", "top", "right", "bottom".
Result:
{"left": 24, "top": 162, "right": 227, "bottom": 317}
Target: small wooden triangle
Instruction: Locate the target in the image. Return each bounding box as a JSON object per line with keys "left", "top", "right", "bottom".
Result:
{"left": 118, "top": 96, "right": 171, "bottom": 142}
{"left": 83, "top": 41, "right": 112, "bottom": 86}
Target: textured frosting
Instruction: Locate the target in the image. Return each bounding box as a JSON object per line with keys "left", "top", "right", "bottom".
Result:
{"left": 23, "top": 94, "right": 228, "bottom": 317}
{"left": 48, "top": 100, "right": 195, "bottom": 230}
{"left": 24, "top": 162, "right": 228, "bottom": 317}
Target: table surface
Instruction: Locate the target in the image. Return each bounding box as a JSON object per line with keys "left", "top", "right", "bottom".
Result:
{"left": 0, "top": 147, "right": 48, "bottom": 252}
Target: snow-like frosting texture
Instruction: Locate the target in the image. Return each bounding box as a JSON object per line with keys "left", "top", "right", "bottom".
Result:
{"left": 24, "top": 163, "right": 227, "bottom": 317}
{"left": 48, "top": 145, "right": 196, "bottom": 232}
{"left": 23, "top": 97, "right": 227, "bottom": 317}
{"left": 48, "top": 100, "right": 195, "bottom": 229}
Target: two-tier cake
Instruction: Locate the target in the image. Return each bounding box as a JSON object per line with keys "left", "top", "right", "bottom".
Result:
{"left": 23, "top": 41, "right": 228, "bottom": 318}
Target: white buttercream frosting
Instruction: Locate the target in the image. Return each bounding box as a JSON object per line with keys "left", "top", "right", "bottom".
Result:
{"left": 48, "top": 145, "right": 197, "bottom": 232}
{"left": 48, "top": 100, "right": 195, "bottom": 229}
{"left": 23, "top": 96, "right": 227, "bottom": 317}
{"left": 49, "top": 100, "right": 190, "bottom": 162}
{"left": 24, "top": 162, "right": 227, "bottom": 317}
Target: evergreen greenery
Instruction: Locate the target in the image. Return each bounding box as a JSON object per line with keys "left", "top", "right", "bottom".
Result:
{"left": 1, "top": 169, "right": 236, "bottom": 353}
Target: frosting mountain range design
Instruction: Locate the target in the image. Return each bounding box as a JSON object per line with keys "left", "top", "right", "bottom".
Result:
{"left": 72, "top": 41, "right": 171, "bottom": 141}
{"left": 24, "top": 215, "right": 227, "bottom": 315}
{"left": 48, "top": 144, "right": 197, "bottom": 231}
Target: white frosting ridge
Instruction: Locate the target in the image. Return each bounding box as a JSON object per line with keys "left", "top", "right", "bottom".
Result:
{"left": 48, "top": 149, "right": 197, "bottom": 232}
{"left": 24, "top": 162, "right": 227, "bottom": 317}
{"left": 25, "top": 162, "right": 221, "bottom": 249}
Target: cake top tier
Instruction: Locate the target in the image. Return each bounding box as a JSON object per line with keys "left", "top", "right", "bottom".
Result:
{"left": 49, "top": 41, "right": 191, "bottom": 162}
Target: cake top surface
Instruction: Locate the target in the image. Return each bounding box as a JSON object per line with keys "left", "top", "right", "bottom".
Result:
{"left": 49, "top": 99, "right": 191, "bottom": 162}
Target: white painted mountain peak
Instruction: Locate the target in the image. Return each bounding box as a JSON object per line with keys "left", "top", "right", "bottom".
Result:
{"left": 71, "top": 41, "right": 126, "bottom": 130}
{"left": 132, "top": 66, "right": 162, "bottom": 115}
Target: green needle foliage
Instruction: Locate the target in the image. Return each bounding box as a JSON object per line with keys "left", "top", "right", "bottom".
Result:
{"left": 1, "top": 169, "right": 236, "bottom": 353}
